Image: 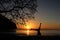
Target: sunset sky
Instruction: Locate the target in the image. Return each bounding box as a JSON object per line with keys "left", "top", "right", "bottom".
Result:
{"left": 1, "top": 0, "right": 60, "bottom": 30}
{"left": 35, "top": 0, "right": 60, "bottom": 29}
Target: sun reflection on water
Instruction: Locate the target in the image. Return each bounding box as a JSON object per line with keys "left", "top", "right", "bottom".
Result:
{"left": 27, "top": 30, "right": 29, "bottom": 36}
{"left": 16, "top": 29, "right": 37, "bottom": 36}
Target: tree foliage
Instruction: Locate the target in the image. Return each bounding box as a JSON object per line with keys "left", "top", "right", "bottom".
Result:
{"left": 0, "top": 0, "right": 37, "bottom": 25}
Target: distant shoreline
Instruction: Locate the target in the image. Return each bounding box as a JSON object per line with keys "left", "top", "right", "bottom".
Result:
{"left": 41, "top": 29, "right": 60, "bottom": 30}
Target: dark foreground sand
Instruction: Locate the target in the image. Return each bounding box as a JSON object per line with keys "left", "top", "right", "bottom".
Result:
{"left": 0, "top": 33, "right": 60, "bottom": 40}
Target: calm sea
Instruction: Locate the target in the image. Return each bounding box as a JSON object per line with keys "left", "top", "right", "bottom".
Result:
{"left": 16, "top": 29, "right": 60, "bottom": 36}
{"left": 41, "top": 30, "right": 60, "bottom": 36}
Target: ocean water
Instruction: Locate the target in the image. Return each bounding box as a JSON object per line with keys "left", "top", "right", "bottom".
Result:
{"left": 41, "top": 30, "right": 60, "bottom": 36}
{"left": 16, "top": 29, "right": 60, "bottom": 36}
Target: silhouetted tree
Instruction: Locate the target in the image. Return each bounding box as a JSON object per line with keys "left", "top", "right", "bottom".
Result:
{"left": 0, "top": 14, "right": 16, "bottom": 32}
{"left": 0, "top": 0, "right": 37, "bottom": 25}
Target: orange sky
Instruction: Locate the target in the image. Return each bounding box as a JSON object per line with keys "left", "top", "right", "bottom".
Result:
{"left": 16, "top": 18, "right": 60, "bottom": 30}
{"left": 33, "top": 13, "right": 60, "bottom": 30}
{"left": 16, "top": 13, "right": 60, "bottom": 30}
{"left": 16, "top": 19, "right": 39, "bottom": 29}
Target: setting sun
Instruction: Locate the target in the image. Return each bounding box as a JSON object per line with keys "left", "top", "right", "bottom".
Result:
{"left": 16, "top": 19, "right": 39, "bottom": 29}
{"left": 25, "top": 25, "right": 30, "bottom": 29}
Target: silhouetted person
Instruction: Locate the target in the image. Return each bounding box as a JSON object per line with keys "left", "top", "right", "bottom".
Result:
{"left": 37, "top": 23, "right": 42, "bottom": 36}
{"left": 31, "top": 23, "right": 42, "bottom": 36}
{"left": 0, "top": 14, "right": 17, "bottom": 32}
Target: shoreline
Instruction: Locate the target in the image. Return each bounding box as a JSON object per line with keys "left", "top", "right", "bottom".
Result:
{"left": 0, "top": 33, "right": 60, "bottom": 40}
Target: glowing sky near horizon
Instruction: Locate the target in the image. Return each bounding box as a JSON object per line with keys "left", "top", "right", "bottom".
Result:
{"left": 16, "top": 19, "right": 39, "bottom": 29}
{"left": 16, "top": 0, "right": 60, "bottom": 30}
